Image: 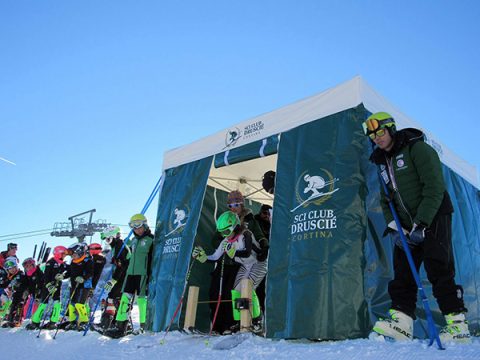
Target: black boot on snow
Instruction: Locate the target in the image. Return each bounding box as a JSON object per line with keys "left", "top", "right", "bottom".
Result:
{"left": 76, "top": 322, "right": 90, "bottom": 332}
{"left": 99, "top": 312, "right": 115, "bottom": 330}
{"left": 56, "top": 321, "right": 72, "bottom": 330}
{"left": 25, "top": 322, "right": 40, "bottom": 330}
{"left": 64, "top": 322, "right": 79, "bottom": 331}
{"left": 41, "top": 322, "right": 57, "bottom": 330}
{"left": 104, "top": 320, "right": 129, "bottom": 339}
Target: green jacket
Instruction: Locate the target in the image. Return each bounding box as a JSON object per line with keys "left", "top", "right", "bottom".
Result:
{"left": 370, "top": 128, "right": 453, "bottom": 229}
{"left": 126, "top": 230, "right": 154, "bottom": 277}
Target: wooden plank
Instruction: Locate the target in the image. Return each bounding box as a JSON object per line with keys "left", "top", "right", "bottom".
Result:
{"left": 183, "top": 286, "right": 199, "bottom": 330}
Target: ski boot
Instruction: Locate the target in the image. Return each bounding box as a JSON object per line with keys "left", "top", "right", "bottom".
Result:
{"left": 64, "top": 321, "right": 79, "bottom": 331}
{"left": 76, "top": 322, "right": 90, "bottom": 332}
{"left": 41, "top": 322, "right": 57, "bottom": 330}
{"left": 4, "top": 321, "right": 20, "bottom": 328}
{"left": 372, "top": 309, "right": 413, "bottom": 341}
{"left": 252, "top": 316, "right": 263, "bottom": 335}
{"left": 96, "top": 305, "right": 116, "bottom": 331}
{"left": 25, "top": 321, "right": 40, "bottom": 330}
{"left": 104, "top": 320, "right": 129, "bottom": 339}
{"left": 56, "top": 321, "right": 73, "bottom": 330}
{"left": 439, "top": 313, "right": 471, "bottom": 343}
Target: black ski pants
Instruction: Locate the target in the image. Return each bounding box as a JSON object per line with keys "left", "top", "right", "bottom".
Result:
{"left": 389, "top": 214, "right": 466, "bottom": 319}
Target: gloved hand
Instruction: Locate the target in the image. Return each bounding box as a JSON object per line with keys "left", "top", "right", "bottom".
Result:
{"left": 46, "top": 282, "right": 57, "bottom": 295}
{"left": 75, "top": 276, "right": 85, "bottom": 284}
{"left": 104, "top": 279, "right": 117, "bottom": 292}
{"left": 55, "top": 273, "right": 65, "bottom": 282}
{"left": 384, "top": 221, "right": 410, "bottom": 250}
{"left": 192, "top": 246, "right": 207, "bottom": 263}
{"left": 222, "top": 241, "right": 236, "bottom": 259}
{"left": 409, "top": 223, "right": 426, "bottom": 245}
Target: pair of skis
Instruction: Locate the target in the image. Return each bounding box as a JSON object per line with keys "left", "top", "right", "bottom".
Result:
{"left": 34, "top": 241, "right": 51, "bottom": 264}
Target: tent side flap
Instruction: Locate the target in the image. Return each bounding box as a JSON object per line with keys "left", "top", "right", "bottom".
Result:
{"left": 148, "top": 156, "right": 212, "bottom": 331}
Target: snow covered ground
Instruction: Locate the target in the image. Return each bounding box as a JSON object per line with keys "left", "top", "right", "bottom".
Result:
{"left": 1, "top": 305, "right": 479, "bottom": 360}
{"left": 1, "top": 324, "right": 479, "bottom": 360}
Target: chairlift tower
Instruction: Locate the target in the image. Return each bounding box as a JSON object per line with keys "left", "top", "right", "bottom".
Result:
{"left": 51, "top": 209, "right": 111, "bottom": 241}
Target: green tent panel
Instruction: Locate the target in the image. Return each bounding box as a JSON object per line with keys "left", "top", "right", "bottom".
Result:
{"left": 147, "top": 157, "right": 212, "bottom": 332}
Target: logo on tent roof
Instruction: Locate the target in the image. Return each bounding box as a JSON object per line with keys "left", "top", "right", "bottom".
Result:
{"left": 224, "top": 127, "right": 242, "bottom": 149}
{"left": 290, "top": 170, "right": 339, "bottom": 212}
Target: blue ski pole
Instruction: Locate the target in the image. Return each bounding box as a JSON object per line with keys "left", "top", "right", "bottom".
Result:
{"left": 377, "top": 167, "right": 444, "bottom": 350}
{"left": 83, "top": 175, "right": 163, "bottom": 336}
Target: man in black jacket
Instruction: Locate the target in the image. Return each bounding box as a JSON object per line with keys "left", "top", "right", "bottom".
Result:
{"left": 364, "top": 112, "right": 470, "bottom": 343}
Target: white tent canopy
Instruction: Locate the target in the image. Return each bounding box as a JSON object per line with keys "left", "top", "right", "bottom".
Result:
{"left": 163, "top": 76, "right": 479, "bottom": 189}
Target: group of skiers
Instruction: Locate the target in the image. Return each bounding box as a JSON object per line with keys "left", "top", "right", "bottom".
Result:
{"left": 0, "top": 213, "right": 153, "bottom": 339}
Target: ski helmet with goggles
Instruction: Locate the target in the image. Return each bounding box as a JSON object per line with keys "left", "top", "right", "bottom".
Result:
{"left": 362, "top": 112, "right": 396, "bottom": 140}
{"left": 129, "top": 213, "right": 148, "bottom": 229}
{"left": 4, "top": 256, "right": 18, "bottom": 270}
{"left": 68, "top": 243, "right": 88, "bottom": 258}
{"left": 53, "top": 246, "right": 68, "bottom": 261}
{"left": 216, "top": 211, "right": 241, "bottom": 238}
{"left": 89, "top": 243, "right": 103, "bottom": 256}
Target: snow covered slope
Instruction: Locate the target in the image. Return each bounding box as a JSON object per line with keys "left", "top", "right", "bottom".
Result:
{"left": 1, "top": 327, "right": 479, "bottom": 360}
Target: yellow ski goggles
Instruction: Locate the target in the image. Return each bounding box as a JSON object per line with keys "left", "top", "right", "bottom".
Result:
{"left": 362, "top": 117, "right": 393, "bottom": 140}
{"left": 368, "top": 128, "right": 387, "bottom": 140}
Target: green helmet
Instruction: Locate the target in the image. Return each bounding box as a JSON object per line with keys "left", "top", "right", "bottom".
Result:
{"left": 362, "top": 112, "right": 396, "bottom": 137}
{"left": 216, "top": 211, "right": 240, "bottom": 238}
{"left": 129, "top": 213, "right": 148, "bottom": 229}
{"left": 4, "top": 256, "right": 18, "bottom": 270}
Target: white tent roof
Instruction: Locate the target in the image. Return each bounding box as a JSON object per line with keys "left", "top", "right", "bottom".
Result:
{"left": 163, "top": 76, "right": 479, "bottom": 188}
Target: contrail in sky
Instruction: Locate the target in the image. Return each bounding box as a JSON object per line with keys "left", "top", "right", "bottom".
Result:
{"left": 0, "top": 156, "right": 16, "bottom": 165}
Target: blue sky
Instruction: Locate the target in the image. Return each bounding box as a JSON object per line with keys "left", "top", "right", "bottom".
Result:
{"left": 1, "top": 1, "right": 479, "bottom": 262}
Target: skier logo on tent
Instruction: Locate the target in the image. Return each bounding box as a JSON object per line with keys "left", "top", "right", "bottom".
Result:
{"left": 224, "top": 127, "right": 242, "bottom": 149}
{"left": 290, "top": 170, "right": 339, "bottom": 212}
{"left": 165, "top": 206, "right": 189, "bottom": 236}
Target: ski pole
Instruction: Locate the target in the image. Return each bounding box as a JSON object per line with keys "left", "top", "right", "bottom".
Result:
{"left": 128, "top": 291, "right": 137, "bottom": 334}
{"left": 209, "top": 255, "right": 225, "bottom": 337}
{"left": 377, "top": 166, "right": 444, "bottom": 350}
{"left": 53, "top": 283, "right": 78, "bottom": 340}
{"left": 161, "top": 259, "right": 196, "bottom": 343}
{"left": 83, "top": 175, "right": 163, "bottom": 336}
{"left": 36, "top": 292, "right": 55, "bottom": 338}
{"left": 33, "top": 244, "right": 37, "bottom": 259}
